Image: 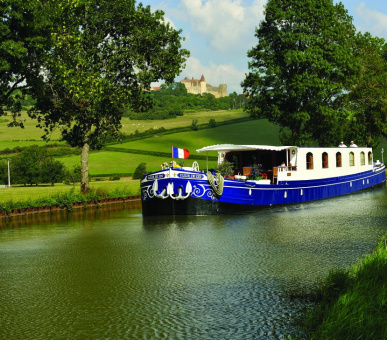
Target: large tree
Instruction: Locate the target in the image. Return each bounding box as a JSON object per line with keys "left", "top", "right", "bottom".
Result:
{"left": 346, "top": 33, "right": 387, "bottom": 148}
{"left": 242, "top": 0, "right": 359, "bottom": 146}
{"left": 29, "top": 0, "right": 189, "bottom": 193}
{"left": 0, "top": 0, "right": 52, "bottom": 123}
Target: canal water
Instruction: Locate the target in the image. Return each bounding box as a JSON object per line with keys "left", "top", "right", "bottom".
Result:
{"left": 1, "top": 186, "right": 387, "bottom": 339}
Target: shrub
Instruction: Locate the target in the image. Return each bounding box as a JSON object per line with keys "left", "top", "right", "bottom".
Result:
{"left": 209, "top": 118, "right": 216, "bottom": 128}
{"left": 95, "top": 187, "right": 109, "bottom": 198}
{"left": 191, "top": 119, "right": 199, "bottom": 131}
{"left": 215, "top": 161, "right": 234, "bottom": 177}
{"left": 133, "top": 163, "right": 147, "bottom": 179}
{"left": 249, "top": 164, "right": 263, "bottom": 180}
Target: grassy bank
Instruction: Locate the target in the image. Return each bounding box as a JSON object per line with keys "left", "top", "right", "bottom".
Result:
{"left": 300, "top": 233, "right": 387, "bottom": 339}
{"left": 0, "top": 179, "right": 141, "bottom": 214}
{"left": 0, "top": 179, "right": 141, "bottom": 202}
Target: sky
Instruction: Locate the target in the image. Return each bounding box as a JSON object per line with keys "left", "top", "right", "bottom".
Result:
{"left": 144, "top": 1, "right": 387, "bottom": 94}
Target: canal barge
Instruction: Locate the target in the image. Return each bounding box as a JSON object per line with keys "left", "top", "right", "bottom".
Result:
{"left": 141, "top": 144, "right": 386, "bottom": 215}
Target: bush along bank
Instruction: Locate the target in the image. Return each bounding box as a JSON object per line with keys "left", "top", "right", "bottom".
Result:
{"left": 300, "top": 233, "right": 387, "bottom": 339}
{"left": 0, "top": 188, "right": 141, "bottom": 217}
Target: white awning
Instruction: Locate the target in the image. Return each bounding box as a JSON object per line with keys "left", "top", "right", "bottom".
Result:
{"left": 196, "top": 144, "right": 294, "bottom": 153}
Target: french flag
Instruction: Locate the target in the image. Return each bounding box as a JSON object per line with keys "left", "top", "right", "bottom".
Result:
{"left": 172, "top": 146, "right": 189, "bottom": 159}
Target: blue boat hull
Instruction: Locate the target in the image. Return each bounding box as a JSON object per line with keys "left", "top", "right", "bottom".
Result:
{"left": 141, "top": 166, "right": 386, "bottom": 216}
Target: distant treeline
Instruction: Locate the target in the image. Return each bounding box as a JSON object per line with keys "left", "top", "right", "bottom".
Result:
{"left": 0, "top": 143, "right": 80, "bottom": 157}
{"left": 14, "top": 83, "right": 248, "bottom": 121}
{"left": 125, "top": 83, "right": 248, "bottom": 120}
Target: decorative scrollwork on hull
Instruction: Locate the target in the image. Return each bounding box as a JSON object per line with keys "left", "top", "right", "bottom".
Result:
{"left": 192, "top": 184, "right": 216, "bottom": 200}
{"left": 145, "top": 179, "right": 193, "bottom": 200}
{"left": 141, "top": 185, "right": 154, "bottom": 200}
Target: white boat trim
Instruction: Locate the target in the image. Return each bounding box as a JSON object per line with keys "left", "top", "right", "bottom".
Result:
{"left": 196, "top": 144, "right": 293, "bottom": 153}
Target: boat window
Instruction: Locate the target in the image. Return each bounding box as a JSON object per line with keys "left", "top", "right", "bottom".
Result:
{"left": 368, "top": 151, "right": 373, "bottom": 165}
{"left": 306, "top": 152, "right": 313, "bottom": 169}
{"left": 349, "top": 152, "right": 355, "bottom": 166}
{"left": 322, "top": 152, "right": 328, "bottom": 168}
{"left": 336, "top": 152, "right": 342, "bottom": 167}
{"left": 360, "top": 152, "right": 365, "bottom": 165}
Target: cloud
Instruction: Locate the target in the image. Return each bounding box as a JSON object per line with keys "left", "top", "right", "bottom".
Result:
{"left": 175, "top": 0, "right": 266, "bottom": 54}
{"left": 179, "top": 56, "right": 247, "bottom": 94}
{"left": 163, "top": 16, "right": 176, "bottom": 29}
{"left": 151, "top": 0, "right": 266, "bottom": 94}
{"left": 354, "top": 2, "right": 387, "bottom": 39}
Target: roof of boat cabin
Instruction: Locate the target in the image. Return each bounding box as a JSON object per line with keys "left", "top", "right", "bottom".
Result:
{"left": 196, "top": 144, "right": 293, "bottom": 153}
{"left": 196, "top": 144, "right": 372, "bottom": 153}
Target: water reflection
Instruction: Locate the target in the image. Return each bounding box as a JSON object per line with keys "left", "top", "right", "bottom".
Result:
{"left": 1, "top": 188, "right": 387, "bottom": 339}
{"left": 0, "top": 201, "right": 142, "bottom": 229}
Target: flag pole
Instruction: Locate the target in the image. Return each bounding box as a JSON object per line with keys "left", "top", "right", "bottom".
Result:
{"left": 171, "top": 144, "right": 173, "bottom": 167}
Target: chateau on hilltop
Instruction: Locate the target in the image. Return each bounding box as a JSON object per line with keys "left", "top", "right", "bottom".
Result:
{"left": 180, "top": 75, "right": 227, "bottom": 98}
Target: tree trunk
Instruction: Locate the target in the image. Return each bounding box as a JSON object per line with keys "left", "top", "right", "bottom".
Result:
{"left": 80, "top": 142, "right": 90, "bottom": 194}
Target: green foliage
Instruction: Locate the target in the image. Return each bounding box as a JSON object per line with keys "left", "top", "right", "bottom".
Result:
{"left": 9, "top": 145, "right": 67, "bottom": 186}
{"left": 0, "top": 159, "right": 8, "bottom": 185}
{"left": 0, "top": 144, "right": 80, "bottom": 157}
{"left": 0, "top": 146, "right": 28, "bottom": 155}
{"left": 51, "top": 189, "right": 84, "bottom": 211}
{"left": 215, "top": 161, "right": 234, "bottom": 178}
{"left": 64, "top": 165, "right": 81, "bottom": 185}
{"left": 11, "top": 146, "right": 46, "bottom": 185}
{"left": 40, "top": 158, "right": 66, "bottom": 185}
{"left": 0, "top": 185, "right": 139, "bottom": 215}
{"left": 123, "top": 127, "right": 167, "bottom": 140}
{"left": 242, "top": 0, "right": 359, "bottom": 146}
{"left": 346, "top": 33, "right": 387, "bottom": 148}
{"left": 24, "top": 0, "right": 188, "bottom": 193}
{"left": 0, "top": 0, "right": 53, "bottom": 123}
{"left": 209, "top": 118, "right": 216, "bottom": 128}
{"left": 132, "top": 163, "right": 147, "bottom": 180}
{"left": 248, "top": 164, "right": 264, "bottom": 180}
{"left": 191, "top": 119, "right": 199, "bottom": 131}
{"left": 301, "top": 233, "right": 387, "bottom": 339}
{"left": 125, "top": 83, "right": 248, "bottom": 120}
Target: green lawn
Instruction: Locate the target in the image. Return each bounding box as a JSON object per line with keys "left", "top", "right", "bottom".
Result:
{"left": 0, "top": 111, "right": 62, "bottom": 142}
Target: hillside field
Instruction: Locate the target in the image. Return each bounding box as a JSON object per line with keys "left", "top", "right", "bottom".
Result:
{"left": 0, "top": 109, "right": 247, "bottom": 148}
{"left": 114, "top": 119, "right": 281, "bottom": 153}
{"left": 1, "top": 109, "right": 386, "bottom": 177}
